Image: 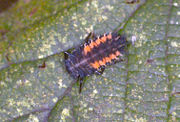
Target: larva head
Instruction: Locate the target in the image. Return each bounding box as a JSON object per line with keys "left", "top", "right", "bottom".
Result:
{"left": 65, "top": 59, "right": 79, "bottom": 79}
{"left": 64, "top": 52, "right": 80, "bottom": 79}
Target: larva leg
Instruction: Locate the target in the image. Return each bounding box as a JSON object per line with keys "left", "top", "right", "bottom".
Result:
{"left": 79, "top": 77, "right": 84, "bottom": 94}
{"left": 95, "top": 66, "right": 105, "bottom": 75}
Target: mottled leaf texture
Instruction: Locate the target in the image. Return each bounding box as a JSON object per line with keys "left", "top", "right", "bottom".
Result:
{"left": 0, "top": 0, "right": 179, "bottom": 121}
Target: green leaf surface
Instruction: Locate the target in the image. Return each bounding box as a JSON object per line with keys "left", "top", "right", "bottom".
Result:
{"left": 0, "top": 0, "right": 180, "bottom": 121}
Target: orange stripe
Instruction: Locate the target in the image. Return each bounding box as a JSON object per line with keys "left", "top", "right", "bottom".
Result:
{"left": 95, "top": 38, "right": 101, "bottom": 45}
{"left": 105, "top": 57, "right": 111, "bottom": 63}
{"left": 90, "top": 61, "right": 100, "bottom": 69}
{"left": 89, "top": 42, "right": 94, "bottom": 49}
{"left": 99, "top": 58, "right": 106, "bottom": 66}
{"left": 85, "top": 36, "right": 106, "bottom": 55}
{"left": 90, "top": 51, "right": 122, "bottom": 69}
{"left": 116, "top": 51, "right": 123, "bottom": 56}
{"left": 89, "top": 41, "right": 97, "bottom": 49}
{"left": 84, "top": 33, "right": 113, "bottom": 55}
{"left": 115, "top": 51, "right": 121, "bottom": 56}
{"left": 84, "top": 45, "right": 91, "bottom": 55}
{"left": 109, "top": 54, "right": 117, "bottom": 60}
{"left": 100, "top": 36, "right": 107, "bottom": 43}
{"left": 107, "top": 33, "right": 112, "bottom": 40}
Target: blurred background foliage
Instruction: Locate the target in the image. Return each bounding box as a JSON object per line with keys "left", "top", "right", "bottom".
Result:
{"left": 0, "top": 0, "right": 179, "bottom": 121}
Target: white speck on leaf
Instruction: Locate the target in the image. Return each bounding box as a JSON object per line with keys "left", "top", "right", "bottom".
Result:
{"left": 132, "top": 35, "right": 137, "bottom": 45}
{"left": 93, "top": 89, "right": 98, "bottom": 94}
{"left": 177, "top": 11, "right": 180, "bottom": 15}
{"left": 171, "top": 41, "right": 179, "bottom": 47}
{"left": 173, "top": 3, "right": 178, "bottom": 7}
{"left": 53, "top": 97, "right": 58, "bottom": 103}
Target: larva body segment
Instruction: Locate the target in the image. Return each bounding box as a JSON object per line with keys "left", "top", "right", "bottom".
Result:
{"left": 64, "top": 32, "right": 128, "bottom": 93}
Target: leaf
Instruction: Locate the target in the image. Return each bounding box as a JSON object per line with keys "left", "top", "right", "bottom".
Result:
{"left": 0, "top": 0, "right": 179, "bottom": 121}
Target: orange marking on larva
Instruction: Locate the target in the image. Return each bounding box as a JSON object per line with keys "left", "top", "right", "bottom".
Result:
{"left": 105, "top": 57, "right": 111, "bottom": 63}
{"left": 102, "top": 58, "right": 107, "bottom": 65}
{"left": 100, "top": 36, "right": 107, "bottom": 43}
{"left": 109, "top": 54, "right": 117, "bottom": 60}
{"left": 92, "top": 41, "right": 98, "bottom": 47}
{"left": 89, "top": 40, "right": 99, "bottom": 49}
{"left": 90, "top": 61, "right": 100, "bottom": 69}
{"left": 107, "top": 33, "right": 112, "bottom": 40}
{"left": 115, "top": 51, "right": 123, "bottom": 56}
{"left": 95, "top": 38, "right": 101, "bottom": 45}
{"left": 99, "top": 59, "right": 106, "bottom": 66}
{"left": 84, "top": 45, "right": 91, "bottom": 55}
{"left": 89, "top": 42, "right": 94, "bottom": 49}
